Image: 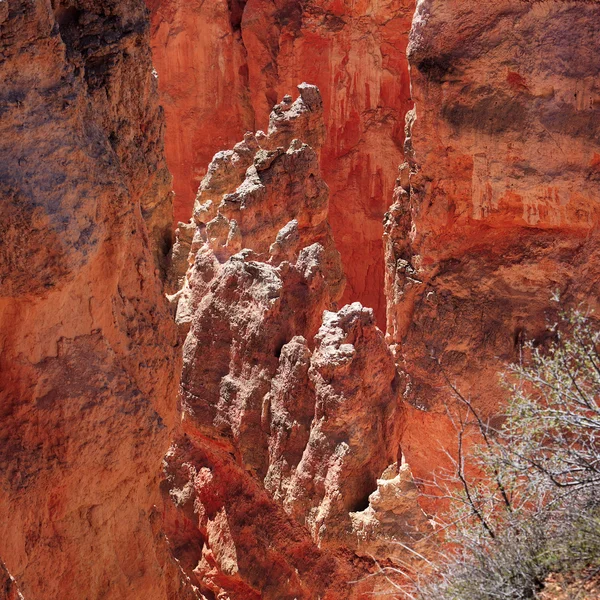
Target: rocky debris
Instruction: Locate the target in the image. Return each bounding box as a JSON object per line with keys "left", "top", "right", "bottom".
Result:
{"left": 0, "top": 2, "right": 185, "bottom": 598}
{"left": 163, "top": 86, "right": 428, "bottom": 598}
{"left": 147, "top": 0, "right": 416, "bottom": 326}
{"left": 385, "top": 0, "right": 600, "bottom": 496}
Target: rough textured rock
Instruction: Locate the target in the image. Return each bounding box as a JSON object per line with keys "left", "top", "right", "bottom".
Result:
{"left": 7, "top": 1, "right": 599, "bottom": 597}
{"left": 145, "top": 0, "right": 255, "bottom": 221}
{"left": 385, "top": 0, "right": 600, "bottom": 491}
{"left": 350, "top": 462, "right": 432, "bottom": 561}
{"left": 0, "top": 560, "right": 24, "bottom": 600}
{"left": 164, "top": 86, "right": 426, "bottom": 598}
{"left": 0, "top": 2, "right": 186, "bottom": 598}
{"left": 265, "top": 303, "right": 402, "bottom": 548}
{"left": 147, "top": 0, "right": 415, "bottom": 326}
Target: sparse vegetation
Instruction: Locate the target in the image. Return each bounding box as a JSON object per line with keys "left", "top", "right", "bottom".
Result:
{"left": 389, "top": 309, "right": 600, "bottom": 599}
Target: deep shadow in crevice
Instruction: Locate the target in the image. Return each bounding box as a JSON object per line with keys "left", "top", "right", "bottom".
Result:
{"left": 228, "top": 0, "right": 248, "bottom": 32}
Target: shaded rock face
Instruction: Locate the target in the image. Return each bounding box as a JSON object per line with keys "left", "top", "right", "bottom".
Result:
{"left": 147, "top": 0, "right": 415, "bottom": 327}
{"left": 385, "top": 0, "right": 600, "bottom": 487}
{"left": 0, "top": 2, "right": 188, "bottom": 598}
{"left": 0, "top": 560, "right": 24, "bottom": 600}
{"left": 163, "top": 86, "right": 427, "bottom": 599}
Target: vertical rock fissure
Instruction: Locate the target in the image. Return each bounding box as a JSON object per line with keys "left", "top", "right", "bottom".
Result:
{"left": 227, "top": 0, "right": 248, "bottom": 32}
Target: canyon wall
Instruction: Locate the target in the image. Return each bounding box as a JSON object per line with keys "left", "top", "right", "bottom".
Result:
{"left": 148, "top": 0, "right": 600, "bottom": 519}
{"left": 147, "top": 0, "right": 415, "bottom": 326}
{"left": 0, "top": 1, "right": 188, "bottom": 598}
{"left": 385, "top": 0, "right": 600, "bottom": 485}
{"left": 2, "top": 1, "right": 600, "bottom": 598}
{"left": 0, "top": 2, "right": 425, "bottom": 598}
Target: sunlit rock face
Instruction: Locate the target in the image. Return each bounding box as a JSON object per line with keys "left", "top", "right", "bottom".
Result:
{"left": 163, "top": 86, "right": 430, "bottom": 599}
{"left": 384, "top": 0, "right": 600, "bottom": 491}
{"left": 147, "top": 0, "right": 415, "bottom": 327}
{"left": 0, "top": 1, "right": 188, "bottom": 598}
{"left": 5, "top": 1, "right": 600, "bottom": 597}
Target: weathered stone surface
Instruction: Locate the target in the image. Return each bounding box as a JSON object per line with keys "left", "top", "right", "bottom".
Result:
{"left": 147, "top": 0, "right": 415, "bottom": 326}
{"left": 7, "top": 1, "right": 600, "bottom": 597}
{"left": 272, "top": 303, "right": 403, "bottom": 548}
{"left": 145, "top": 0, "right": 255, "bottom": 221}
{"left": 0, "top": 2, "right": 185, "bottom": 598}
{"left": 350, "top": 462, "right": 432, "bottom": 561}
{"left": 385, "top": 0, "right": 600, "bottom": 492}
{"left": 0, "top": 560, "right": 24, "bottom": 600}
{"left": 162, "top": 86, "right": 426, "bottom": 598}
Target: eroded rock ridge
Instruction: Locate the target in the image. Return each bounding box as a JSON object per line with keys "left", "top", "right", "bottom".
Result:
{"left": 163, "top": 85, "right": 430, "bottom": 599}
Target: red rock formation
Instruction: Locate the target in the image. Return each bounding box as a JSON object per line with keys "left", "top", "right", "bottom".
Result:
{"left": 385, "top": 0, "right": 600, "bottom": 493}
{"left": 164, "top": 86, "right": 429, "bottom": 598}
{"left": 147, "top": 0, "right": 415, "bottom": 327}
{"left": 145, "top": 0, "right": 255, "bottom": 220}
{"left": 7, "top": 2, "right": 600, "bottom": 597}
{"left": 0, "top": 2, "right": 188, "bottom": 598}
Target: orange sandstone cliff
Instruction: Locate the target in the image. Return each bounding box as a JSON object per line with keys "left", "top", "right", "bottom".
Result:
{"left": 385, "top": 0, "right": 600, "bottom": 487}
{"left": 146, "top": 0, "right": 415, "bottom": 326}
{"left": 1, "top": 0, "right": 600, "bottom": 599}
{"left": 0, "top": 1, "right": 187, "bottom": 598}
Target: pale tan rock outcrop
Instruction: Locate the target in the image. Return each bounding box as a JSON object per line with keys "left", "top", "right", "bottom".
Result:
{"left": 271, "top": 303, "right": 403, "bottom": 548}
{"left": 350, "top": 462, "right": 432, "bottom": 561}
{"left": 0, "top": 2, "right": 187, "bottom": 598}
{"left": 385, "top": 0, "right": 600, "bottom": 494}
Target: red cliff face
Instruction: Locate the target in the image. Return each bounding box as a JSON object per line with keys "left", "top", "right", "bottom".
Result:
{"left": 3, "top": 1, "right": 600, "bottom": 598}
{"left": 145, "top": 0, "right": 256, "bottom": 220}
{"left": 147, "top": 0, "right": 415, "bottom": 327}
{"left": 385, "top": 0, "right": 600, "bottom": 489}
{"left": 0, "top": 1, "right": 187, "bottom": 598}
